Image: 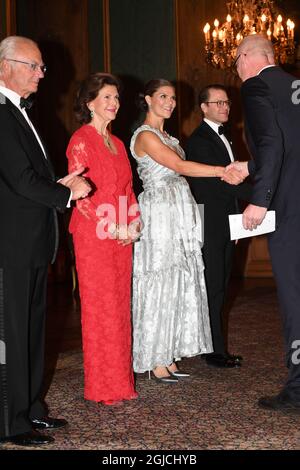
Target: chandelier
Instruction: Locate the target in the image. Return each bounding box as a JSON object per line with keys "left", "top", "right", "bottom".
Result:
{"left": 203, "top": 0, "right": 296, "bottom": 69}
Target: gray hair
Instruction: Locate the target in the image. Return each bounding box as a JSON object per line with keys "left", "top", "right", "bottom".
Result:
{"left": 237, "top": 34, "right": 275, "bottom": 62}
{"left": 0, "top": 36, "right": 38, "bottom": 73}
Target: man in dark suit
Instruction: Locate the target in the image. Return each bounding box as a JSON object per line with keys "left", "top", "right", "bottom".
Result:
{"left": 0, "top": 35, "right": 91, "bottom": 445}
{"left": 185, "top": 84, "right": 252, "bottom": 368}
{"left": 232, "top": 34, "right": 300, "bottom": 413}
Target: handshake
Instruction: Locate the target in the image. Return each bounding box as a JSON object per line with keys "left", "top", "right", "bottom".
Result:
{"left": 220, "top": 161, "right": 267, "bottom": 229}
{"left": 220, "top": 161, "right": 249, "bottom": 185}
{"left": 58, "top": 166, "right": 92, "bottom": 200}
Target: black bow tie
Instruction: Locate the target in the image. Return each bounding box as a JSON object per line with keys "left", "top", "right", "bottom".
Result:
{"left": 20, "top": 96, "right": 33, "bottom": 110}
{"left": 218, "top": 125, "right": 225, "bottom": 135}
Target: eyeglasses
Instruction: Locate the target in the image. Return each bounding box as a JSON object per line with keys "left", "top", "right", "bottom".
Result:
{"left": 5, "top": 58, "right": 47, "bottom": 73}
{"left": 231, "top": 52, "right": 247, "bottom": 71}
{"left": 205, "top": 100, "right": 232, "bottom": 108}
{"left": 232, "top": 54, "right": 241, "bottom": 70}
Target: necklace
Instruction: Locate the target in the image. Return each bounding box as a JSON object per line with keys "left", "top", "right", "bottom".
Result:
{"left": 92, "top": 125, "right": 116, "bottom": 154}
{"left": 102, "top": 132, "right": 112, "bottom": 149}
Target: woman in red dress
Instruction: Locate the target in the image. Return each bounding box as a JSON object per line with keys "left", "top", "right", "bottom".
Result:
{"left": 66, "top": 73, "right": 140, "bottom": 404}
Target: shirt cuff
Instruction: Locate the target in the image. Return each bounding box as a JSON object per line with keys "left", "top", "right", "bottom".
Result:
{"left": 67, "top": 191, "right": 72, "bottom": 208}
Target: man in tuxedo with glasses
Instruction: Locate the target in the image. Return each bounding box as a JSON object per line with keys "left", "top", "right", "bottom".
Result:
{"left": 186, "top": 84, "right": 252, "bottom": 369}
{"left": 0, "top": 35, "right": 91, "bottom": 446}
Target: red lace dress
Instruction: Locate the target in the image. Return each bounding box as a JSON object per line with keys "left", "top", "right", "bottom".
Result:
{"left": 66, "top": 124, "right": 138, "bottom": 404}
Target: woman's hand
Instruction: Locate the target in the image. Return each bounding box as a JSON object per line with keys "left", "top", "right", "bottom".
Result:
{"left": 117, "top": 221, "right": 142, "bottom": 246}
{"left": 227, "top": 161, "right": 249, "bottom": 178}
{"left": 128, "top": 220, "right": 142, "bottom": 241}
{"left": 116, "top": 224, "right": 131, "bottom": 245}
{"left": 106, "top": 221, "right": 142, "bottom": 245}
{"left": 220, "top": 165, "right": 246, "bottom": 185}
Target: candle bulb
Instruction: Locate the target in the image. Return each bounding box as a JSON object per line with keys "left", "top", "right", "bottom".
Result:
{"left": 203, "top": 23, "right": 211, "bottom": 43}
{"left": 212, "top": 29, "right": 217, "bottom": 44}
{"left": 261, "top": 13, "right": 267, "bottom": 31}
{"left": 214, "top": 19, "right": 219, "bottom": 30}
{"left": 275, "top": 14, "right": 282, "bottom": 38}
{"left": 243, "top": 14, "right": 250, "bottom": 32}
{"left": 267, "top": 28, "right": 272, "bottom": 40}
{"left": 290, "top": 21, "right": 295, "bottom": 40}
{"left": 236, "top": 33, "right": 243, "bottom": 45}
{"left": 226, "top": 14, "right": 232, "bottom": 26}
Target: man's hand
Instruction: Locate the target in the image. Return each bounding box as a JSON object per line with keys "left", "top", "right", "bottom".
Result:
{"left": 221, "top": 167, "right": 245, "bottom": 185}
{"left": 226, "top": 161, "right": 249, "bottom": 179}
{"left": 59, "top": 166, "right": 91, "bottom": 200}
{"left": 242, "top": 204, "right": 267, "bottom": 230}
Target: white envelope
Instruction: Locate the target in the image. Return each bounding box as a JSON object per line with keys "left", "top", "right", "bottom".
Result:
{"left": 229, "top": 210, "right": 276, "bottom": 240}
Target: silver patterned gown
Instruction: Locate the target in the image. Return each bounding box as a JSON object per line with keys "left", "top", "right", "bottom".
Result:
{"left": 130, "top": 125, "right": 213, "bottom": 373}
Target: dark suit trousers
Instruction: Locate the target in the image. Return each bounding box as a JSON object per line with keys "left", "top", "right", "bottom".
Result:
{"left": 202, "top": 233, "right": 234, "bottom": 354}
{"left": 0, "top": 266, "right": 48, "bottom": 438}
{"left": 268, "top": 214, "right": 300, "bottom": 398}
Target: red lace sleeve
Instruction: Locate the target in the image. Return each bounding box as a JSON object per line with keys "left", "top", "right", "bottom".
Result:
{"left": 66, "top": 135, "right": 99, "bottom": 224}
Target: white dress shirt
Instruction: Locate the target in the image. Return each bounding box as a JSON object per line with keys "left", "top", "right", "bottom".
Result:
{"left": 204, "top": 118, "right": 234, "bottom": 162}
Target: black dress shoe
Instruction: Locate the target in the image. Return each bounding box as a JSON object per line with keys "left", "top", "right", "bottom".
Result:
{"left": 31, "top": 416, "right": 68, "bottom": 430}
{"left": 258, "top": 393, "right": 300, "bottom": 414}
{"left": 204, "top": 353, "right": 241, "bottom": 368}
{"left": 5, "top": 430, "right": 54, "bottom": 446}
{"left": 226, "top": 352, "right": 243, "bottom": 364}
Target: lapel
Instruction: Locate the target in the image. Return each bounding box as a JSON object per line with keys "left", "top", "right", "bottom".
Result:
{"left": 34, "top": 128, "right": 56, "bottom": 179}
{"left": 7, "top": 97, "right": 34, "bottom": 134}
{"left": 198, "top": 121, "right": 232, "bottom": 164}
{"left": 5, "top": 95, "right": 55, "bottom": 178}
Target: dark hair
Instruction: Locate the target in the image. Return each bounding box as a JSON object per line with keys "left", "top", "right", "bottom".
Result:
{"left": 74, "top": 72, "right": 121, "bottom": 124}
{"left": 137, "top": 78, "right": 174, "bottom": 111}
{"left": 198, "top": 84, "right": 228, "bottom": 107}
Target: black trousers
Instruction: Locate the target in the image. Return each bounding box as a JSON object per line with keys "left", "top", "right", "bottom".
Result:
{"left": 202, "top": 236, "right": 234, "bottom": 354}
{"left": 268, "top": 214, "right": 300, "bottom": 400}
{"left": 0, "top": 266, "right": 48, "bottom": 438}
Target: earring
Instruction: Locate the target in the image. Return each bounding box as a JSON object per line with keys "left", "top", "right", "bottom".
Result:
{"left": 90, "top": 109, "right": 94, "bottom": 118}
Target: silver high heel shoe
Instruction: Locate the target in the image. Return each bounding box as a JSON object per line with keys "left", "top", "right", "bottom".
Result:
{"left": 148, "top": 370, "right": 178, "bottom": 384}
{"left": 166, "top": 367, "right": 190, "bottom": 379}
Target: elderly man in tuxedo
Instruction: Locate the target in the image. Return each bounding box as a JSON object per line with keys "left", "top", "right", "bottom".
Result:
{"left": 0, "top": 35, "right": 91, "bottom": 446}
{"left": 231, "top": 34, "right": 300, "bottom": 413}
{"left": 185, "top": 84, "right": 252, "bottom": 369}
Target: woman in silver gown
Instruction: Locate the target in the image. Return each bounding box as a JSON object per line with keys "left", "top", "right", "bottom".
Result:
{"left": 130, "top": 79, "right": 242, "bottom": 383}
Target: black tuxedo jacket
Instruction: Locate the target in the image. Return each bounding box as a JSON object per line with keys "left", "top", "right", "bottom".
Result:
{"left": 0, "top": 93, "right": 70, "bottom": 267}
{"left": 241, "top": 66, "right": 300, "bottom": 224}
{"left": 185, "top": 121, "right": 252, "bottom": 240}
